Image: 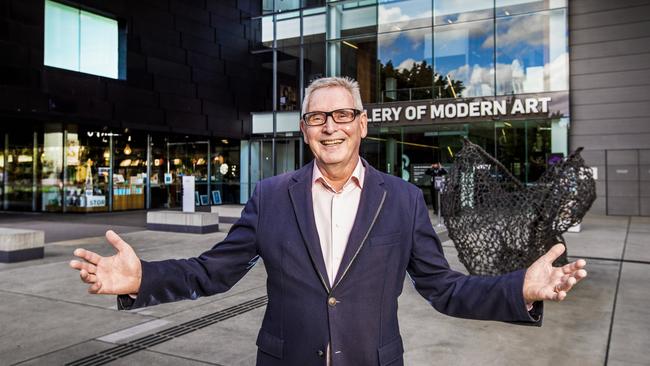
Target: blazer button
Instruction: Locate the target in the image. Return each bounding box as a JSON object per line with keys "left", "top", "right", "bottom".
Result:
{"left": 328, "top": 297, "right": 337, "bottom": 307}
{"left": 317, "top": 350, "right": 324, "bottom": 357}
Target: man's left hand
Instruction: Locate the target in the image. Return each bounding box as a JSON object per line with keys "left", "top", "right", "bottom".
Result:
{"left": 523, "top": 244, "right": 587, "bottom": 303}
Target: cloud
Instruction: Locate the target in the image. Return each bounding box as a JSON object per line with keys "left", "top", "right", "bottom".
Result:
{"left": 442, "top": 51, "right": 568, "bottom": 96}
{"left": 396, "top": 58, "right": 419, "bottom": 71}
{"left": 482, "top": 13, "right": 546, "bottom": 50}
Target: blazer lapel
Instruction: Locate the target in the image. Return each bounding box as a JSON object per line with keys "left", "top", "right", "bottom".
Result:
{"left": 288, "top": 161, "right": 331, "bottom": 292}
{"left": 333, "top": 161, "right": 387, "bottom": 288}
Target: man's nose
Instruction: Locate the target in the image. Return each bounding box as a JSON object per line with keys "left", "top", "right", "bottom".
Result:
{"left": 323, "top": 115, "right": 338, "bottom": 133}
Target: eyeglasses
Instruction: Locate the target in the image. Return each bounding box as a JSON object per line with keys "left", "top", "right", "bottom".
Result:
{"left": 302, "top": 108, "right": 361, "bottom": 126}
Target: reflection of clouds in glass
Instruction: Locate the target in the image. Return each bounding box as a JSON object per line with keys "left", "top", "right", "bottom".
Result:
{"left": 434, "top": 0, "right": 493, "bottom": 24}
{"left": 444, "top": 52, "right": 567, "bottom": 96}
{"left": 486, "top": 13, "right": 545, "bottom": 51}
{"left": 379, "top": 29, "right": 431, "bottom": 67}
{"left": 396, "top": 58, "right": 419, "bottom": 71}
{"left": 498, "top": 52, "right": 567, "bottom": 94}
{"left": 446, "top": 64, "right": 494, "bottom": 97}
{"left": 378, "top": 2, "right": 432, "bottom": 32}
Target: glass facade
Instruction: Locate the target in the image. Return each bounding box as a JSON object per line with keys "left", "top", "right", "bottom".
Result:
{"left": 252, "top": 0, "right": 571, "bottom": 204}
{"left": 0, "top": 123, "right": 241, "bottom": 212}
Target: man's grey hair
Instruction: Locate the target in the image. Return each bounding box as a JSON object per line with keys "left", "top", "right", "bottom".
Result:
{"left": 301, "top": 76, "right": 364, "bottom": 117}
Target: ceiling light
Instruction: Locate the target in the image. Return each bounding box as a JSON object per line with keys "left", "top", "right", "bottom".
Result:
{"left": 342, "top": 41, "right": 358, "bottom": 49}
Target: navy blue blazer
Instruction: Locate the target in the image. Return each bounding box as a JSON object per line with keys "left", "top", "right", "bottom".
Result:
{"left": 121, "top": 160, "right": 541, "bottom": 365}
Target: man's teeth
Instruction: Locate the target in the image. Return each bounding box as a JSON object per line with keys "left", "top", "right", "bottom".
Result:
{"left": 322, "top": 139, "right": 344, "bottom": 146}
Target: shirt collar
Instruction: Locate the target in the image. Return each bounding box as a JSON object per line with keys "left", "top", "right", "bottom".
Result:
{"left": 312, "top": 157, "right": 364, "bottom": 193}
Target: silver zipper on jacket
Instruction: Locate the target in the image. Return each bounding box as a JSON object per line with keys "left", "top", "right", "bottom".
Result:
{"left": 331, "top": 190, "right": 387, "bottom": 291}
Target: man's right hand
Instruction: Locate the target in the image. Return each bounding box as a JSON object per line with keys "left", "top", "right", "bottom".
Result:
{"left": 69, "top": 230, "right": 142, "bottom": 295}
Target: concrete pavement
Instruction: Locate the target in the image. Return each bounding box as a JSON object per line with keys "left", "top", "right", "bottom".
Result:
{"left": 0, "top": 208, "right": 647, "bottom": 365}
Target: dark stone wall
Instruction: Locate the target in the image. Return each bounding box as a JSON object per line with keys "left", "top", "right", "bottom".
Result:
{"left": 569, "top": 0, "right": 650, "bottom": 215}
{"left": 0, "top": 0, "right": 269, "bottom": 138}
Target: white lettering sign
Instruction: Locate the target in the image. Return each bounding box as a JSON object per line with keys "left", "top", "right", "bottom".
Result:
{"left": 366, "top": 97, "right": 553, "bottom": 123}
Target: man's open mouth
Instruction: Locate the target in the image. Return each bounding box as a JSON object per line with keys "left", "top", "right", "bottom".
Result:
{"left": 321, "top": 139, "right": 344, "bottom": 146}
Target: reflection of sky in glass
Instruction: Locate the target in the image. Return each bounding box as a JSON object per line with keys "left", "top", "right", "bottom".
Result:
{"left": 378, "top": 0, "right": 432, "bottom": 32}
{"left": 434, "top": 0, "right": 494, "bottom": 25}
{"left": 495, "top": 9, "right": 568, "bottom": 94}
{"left": 379, "top": 29, "right": 432, "bottom": 70}
{"left": 434, "top": 20, "right": 494, "bottom": 97}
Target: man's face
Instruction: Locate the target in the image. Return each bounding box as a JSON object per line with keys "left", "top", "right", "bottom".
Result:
{"left": 300, "top": 86, "right": 368, "bottom": 171}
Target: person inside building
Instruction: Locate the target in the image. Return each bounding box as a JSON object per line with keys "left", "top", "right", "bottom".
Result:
{"left": 70, "top": 76, "right": 587, "bottom": 365}
{"left": 425, "top": 162, "right": 448, "bottom": 213}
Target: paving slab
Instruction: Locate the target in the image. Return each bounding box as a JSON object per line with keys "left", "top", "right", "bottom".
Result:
{"left": 563, "top": 215, "right": 629, "bottom": 260}
{"left": 607, "top": 262, "right": 650, "bottom": 366}
{"left": 400, "top": 259, "right": 618, "bottom": 366}
{"left": 0, "top": 292, "right": 151, "bottom": 365}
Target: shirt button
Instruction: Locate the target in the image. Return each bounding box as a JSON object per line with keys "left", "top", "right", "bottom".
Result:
{"left": 317, "top": 350, "right": 324, "bottom": 357}
{"left": 328, "top": 297, "right": 337, "bottom": 307}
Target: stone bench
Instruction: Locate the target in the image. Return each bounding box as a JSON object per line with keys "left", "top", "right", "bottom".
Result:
{"left": 146, "top": 211, "right": 219, "bottom": 234}
{"left": 0, "top": 228, "right": 45, "bottom": 263}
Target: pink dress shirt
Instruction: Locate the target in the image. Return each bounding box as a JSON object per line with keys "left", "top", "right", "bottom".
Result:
{"left": 311, "top": 158, "right": 365, "bottom": 287}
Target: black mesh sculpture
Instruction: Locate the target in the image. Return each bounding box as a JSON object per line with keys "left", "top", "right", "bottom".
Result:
{"left": 441, "top": 139, "right": 596, "bottom": 276}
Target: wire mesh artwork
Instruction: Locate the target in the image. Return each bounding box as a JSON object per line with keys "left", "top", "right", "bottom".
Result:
{"left": 441, "top": 139, "right": 596, "bottom": 276}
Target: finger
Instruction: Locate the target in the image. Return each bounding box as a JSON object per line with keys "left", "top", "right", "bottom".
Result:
{"left": 556, "top": 276, "right": 577, "bottom": 293}
{"left": 540, "top": 244, "right": 566, "bottom": 264}
{"left": 554, "top": 290, "right": 567, "bottom": 301}
{"left": 88, "top": 281, "right": 102, "bottom": 294}
{"left": 73, "top": 248, "right": 102, "bottom": 266}
{"left": 106, "top": 230, "right": 129, "bottom": 252}
{"left": 562, "top": 259, "right": 587, "bottom": 274}
{"left": 79, "top": 269, "right": 97, "bottom": 284}
{"left": 69, "top": 260, "right": 97, "bottom": 274}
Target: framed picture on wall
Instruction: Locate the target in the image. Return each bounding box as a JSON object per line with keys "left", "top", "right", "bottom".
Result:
{"left": 200, "top": 195, "right": 210, "bottom": 206}
{"left": 211, "top": 190, "right": 222, "bottom": 205}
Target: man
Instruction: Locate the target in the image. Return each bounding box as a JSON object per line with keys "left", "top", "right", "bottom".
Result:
{"left": 425, "top": 162, "right": 448, "bottom": 213}
{"left": 70, "top": 77, "right": 587, "bottom": 366}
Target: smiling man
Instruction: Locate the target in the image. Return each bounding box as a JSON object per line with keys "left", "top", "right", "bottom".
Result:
{"left": 70, "top": 77, "right": 587, "bottom": 366}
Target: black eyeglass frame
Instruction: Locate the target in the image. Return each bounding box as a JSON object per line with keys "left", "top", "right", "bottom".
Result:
{"left": 301, "top": 108, "right": 362, "bottom": 126}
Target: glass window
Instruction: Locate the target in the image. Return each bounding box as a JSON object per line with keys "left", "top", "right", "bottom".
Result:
{"left": 378, "top": 0, "right": 432, "bottom": 33}
{"left": 40, "top": 124, "right": 64, "bottom": 212}
{"left": 212, "top": 139, "right": 241, "bottom": 205}
{"left": 495, "top": 0, "right": 567, "bottom": 17}
{"left": 329, "top": 35, "right": 378, "bottom": 103}
{"left": 64, "top": 127, "right": 110, "bottom": 212}
{"left": 261, "top": 15, "right": 274, "bottom": 46}
{"left": 303, "top": 7, "right": 326, "bottom": 38}
{"left": 327, "top": 1, "right": 377, "bottom": 40}
{"left": 496, "top": 9, "right": 568, "bottom": 95}
{"left": 303, "top": 38, "right": 326, "bottom": 90}
{"left": 277, "top": 47, "right": 301, "bottom": 111}
{"left": 434, "top": 0, "right": 494, "bottom": 25}
{"left": 434, "top": 19, "right": 495, "bottom": 98}
{"left": 44, "top": 0, "right": 121, "bottom": 79}
{"left": 112, "top": 132, "right": 146, "bottom": 211}
{"left": 276, "top": 11, "right": 301, "bottom": 48}
{"left": 263, "top": 0, "right": 301, "bottom": 13}
{"left": 379, "top": 28, "right": 433, "bottom": 102}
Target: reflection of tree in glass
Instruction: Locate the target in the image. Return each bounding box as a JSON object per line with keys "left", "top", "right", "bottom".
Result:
{"left": 380, "top": 60, "right": 465, "bottom": 101}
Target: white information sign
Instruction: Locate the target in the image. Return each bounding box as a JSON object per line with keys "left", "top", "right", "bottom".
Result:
{"left": 182, "top": 175, "right": 196, "bottom": 213}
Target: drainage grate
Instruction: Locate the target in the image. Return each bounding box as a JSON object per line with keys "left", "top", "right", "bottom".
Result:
{"left": 66, "top": 296, "right": 268, "bottom": 366}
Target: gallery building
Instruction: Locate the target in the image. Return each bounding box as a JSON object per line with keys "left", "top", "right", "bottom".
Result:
{"left": 252, "top": 0, "right": 650, "bottom": 216}
{"left": 0, "top": 0, "right": 267, "bottom": 212}
{"left": 1, "top": 0, "right": 649, "bottom": 216}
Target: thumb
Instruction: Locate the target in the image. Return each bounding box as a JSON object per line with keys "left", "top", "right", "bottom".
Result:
{"left": 106, "top": 230, "right": 130, "bottom": 253}
{"left": 541, "top": 243, "right": 565, "bottom": 264}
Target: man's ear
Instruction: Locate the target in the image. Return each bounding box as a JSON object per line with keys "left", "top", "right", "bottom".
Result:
{"left": 299, "top": 121, "right": 309, "bottom": 144}
{"left": 359, "top": 112, "right": 368, "bottom": 139}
